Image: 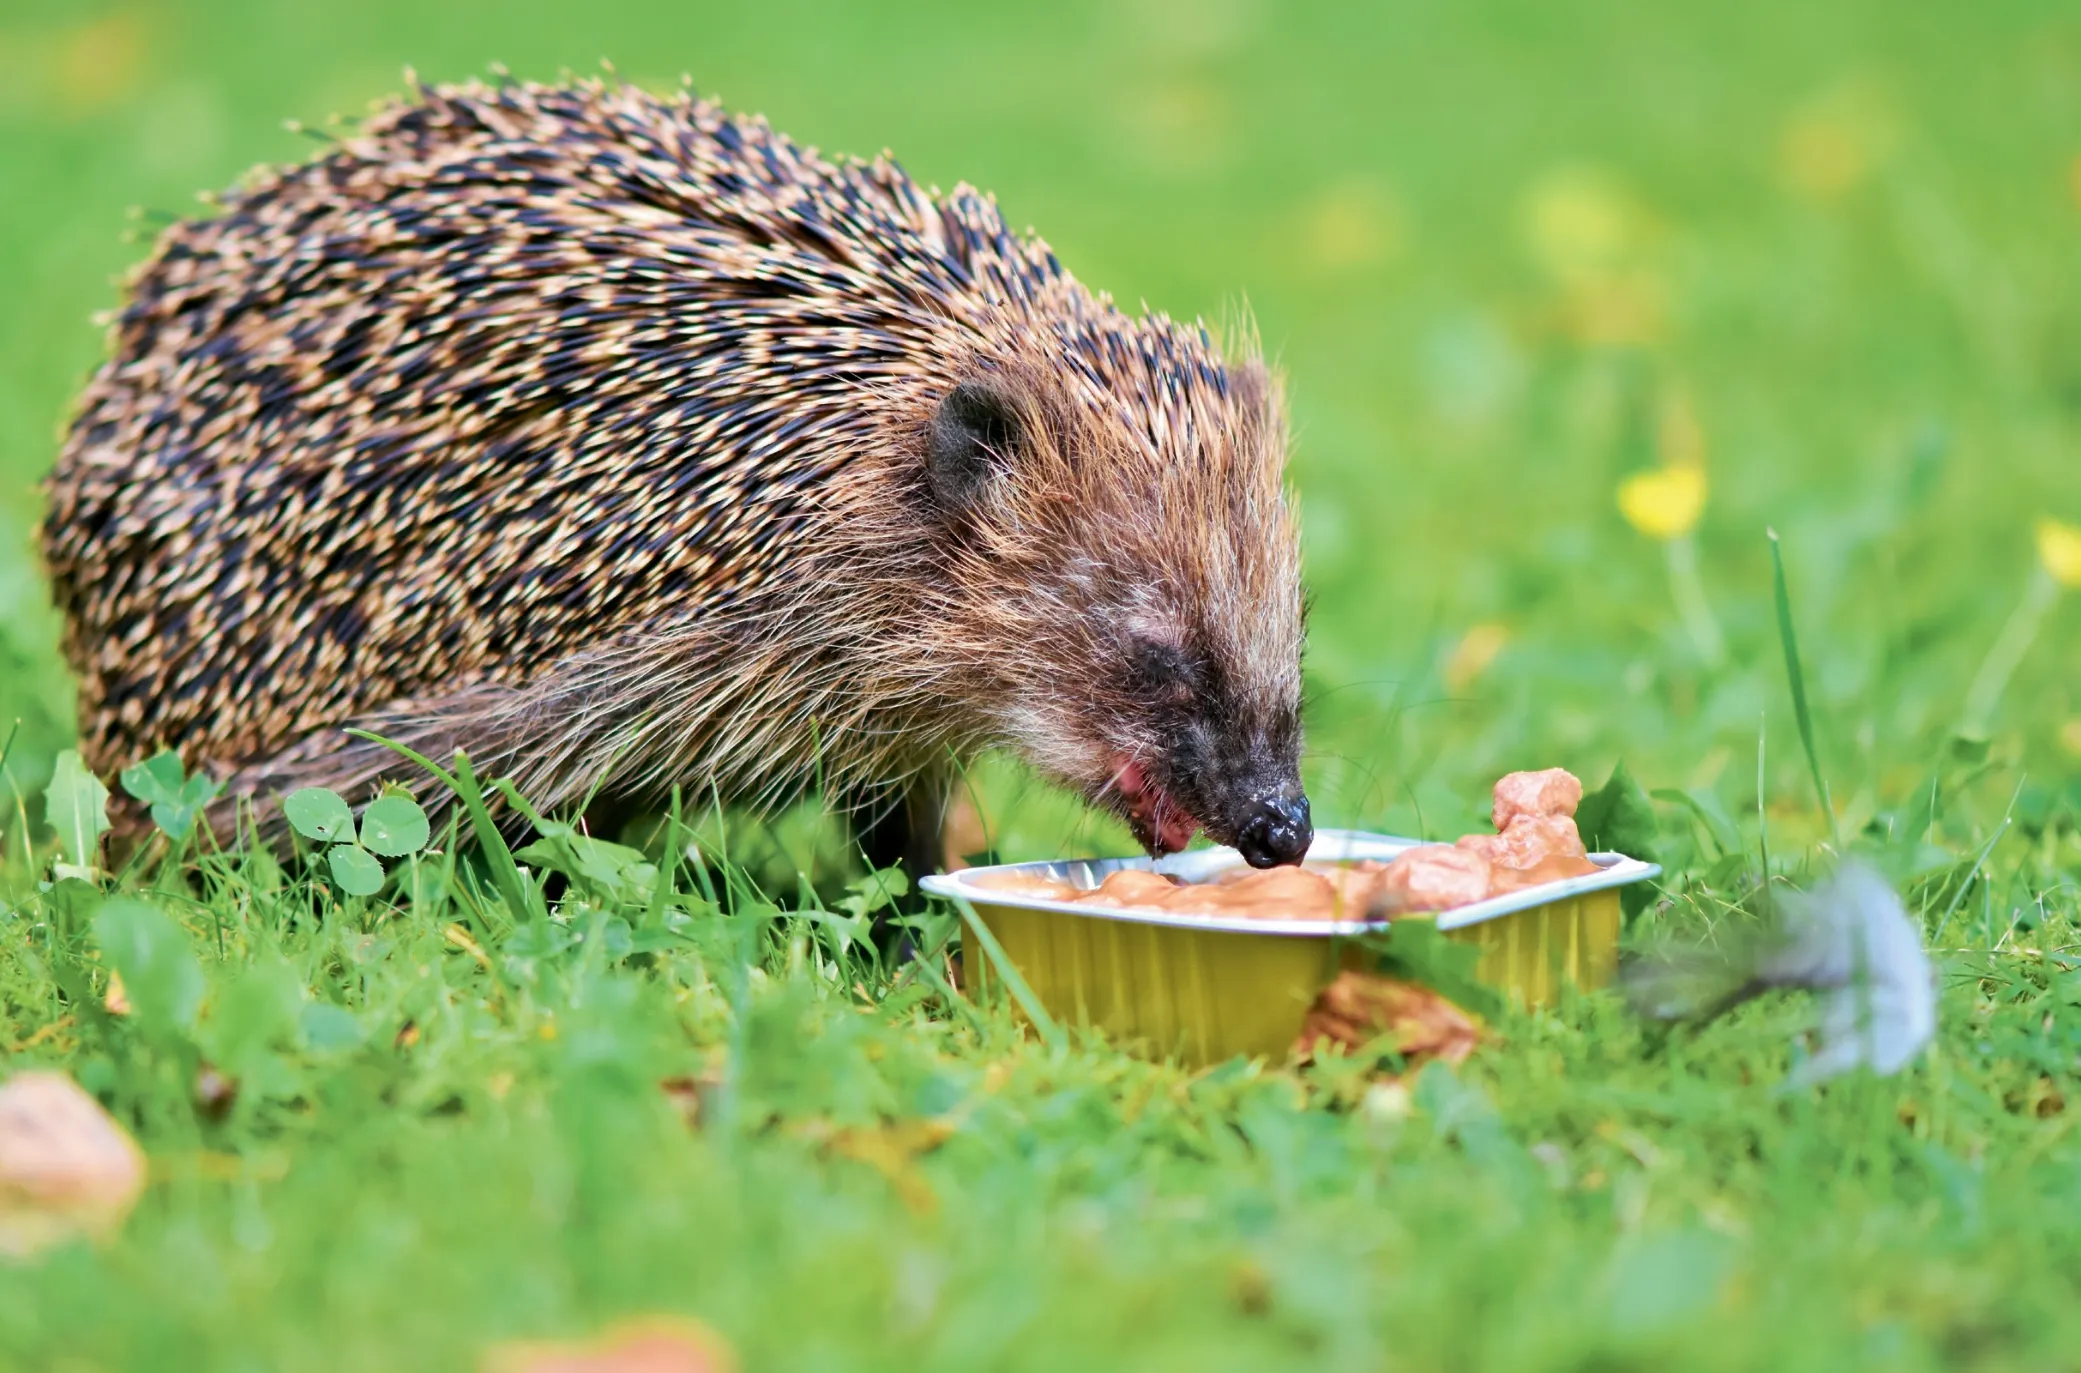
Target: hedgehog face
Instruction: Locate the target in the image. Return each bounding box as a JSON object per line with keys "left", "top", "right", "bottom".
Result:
{"left": 1100, "top": 619, "right": 1312, "bottom": 868}
{"left": 925, "top": 352, "right": 1312, "bottom": 868}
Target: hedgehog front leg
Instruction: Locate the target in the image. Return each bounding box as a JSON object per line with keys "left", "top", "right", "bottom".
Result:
{"left": 846, "top": 775, "right": 951, "bottom": 890}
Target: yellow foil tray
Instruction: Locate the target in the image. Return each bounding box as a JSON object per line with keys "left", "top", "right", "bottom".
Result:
{"left": 920, "top": 829, "right": 1659, "bottom": 1067}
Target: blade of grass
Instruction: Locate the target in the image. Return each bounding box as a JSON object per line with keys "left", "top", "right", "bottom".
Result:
{"left": 450, "top": 751, "right": 545, "bottom": 924}
{"left": 1962, "top": 567, "right": 2060, "bottom": 736}
{"left": 892, "top": 924, "right": 990, "bottom": 1036}
{"left": 706, "top": 782, "right": 761, "bottom": 914}
{"left": 1769, "top": 528, "right": 1838, "bottom": 847}
{"left": 645, "top": 789, "right": 686, "bottom": 929}
{"left": 683, "top": 797, "right": 721, "bottom": 910}
{"left": 344, "top": 729, "right": 543, "bottom": 923}
{"left": 946, "top": 747, "right": 997, "bottom": 867}
{"left": 488, "top": 778, "right": 553, "bottom": 831}
{"left": 808, "top": 718, "right": 828, "bottom": 891}
{"left": 1934, "top": 778, "right": 2023, "bottom": 942}
{"left": 714, "top": 896, "right": 768, "bottom": 1139}
{"left": 951, "top": 897, "right": 1064, "bottom": 1053}
{"left": 1, "top": 718, "right": 32, "bottom": 874}
{"left": 1756, "top": 714, "right": 1771, "bottom": 883}
{"left": 707, "top": 779, "right": 763, "bottom": 1139}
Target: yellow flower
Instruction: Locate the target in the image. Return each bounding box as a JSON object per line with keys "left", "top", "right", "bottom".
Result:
{"left": 1301, "top": 177, "right": 1407, "bottom": 273}
{"left": 1126, "top": 75, "right": 1231, "bottom": 174}
{"left": 1521, "top": 166, "right": 1639, "bottom": 283}
{"left": 1443, "top": 623, "right": 1510, "bottom": 692}
{"left": 2037, "top": 518, "right": 2081, "bottom": 588}
{"left": 1779, "top": 80, "right": 1896, "bottom": 201}
{"left": 1519, "top": 168, "right": 1667, "bottom": 346}
{"left": 56, "top": 12, "right": 148, "bottom": 117}
{"left": 1618, "top": 464, "right": 1707, "bottom": 542}
{"left": 1561, "top": 268, "right": 1667, "bottom": 348}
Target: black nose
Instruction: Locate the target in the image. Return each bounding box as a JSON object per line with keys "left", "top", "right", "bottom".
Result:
{"left": 1234, "top": 792, "right": 1313, "bottom": 868}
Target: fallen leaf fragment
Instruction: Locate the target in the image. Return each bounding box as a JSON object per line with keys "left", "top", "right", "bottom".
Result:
{"left": 104, "top": 972, "right": 130, "bottom": 1016}
{"left": 1229, "top": 1260, "right": 1273, "bottom": 1315}
{"left": 658, "top": 1072, "right": 724, "bottom": 1130}
{"left": 1294, "top": 971, "right": 1481, "bottom": 1067}
{"left": 481, "top": 1317, "right": 734, "bottom": 1373}
{"left": 6, "top": 1019, "right": 75, "bottom": 1056}
{"left": 0, "top": 1072, "right": 147, "bottom": 1258}
{"left": 151, "top": 1149, "right": 290, "bottom": 1184}
{"left": 1362, "top": 1079, "right": 1414, "bottom": 1123}
{"left": 193, "top": 1065, "right": 238, "bottom": 1121}
{"left": 796, "top": 1117, "right": 957, "bottom": 1215}
{"left": 825, "top": 1117, "right": 957, "bottom": 1161}
{"left": 444, "top": 922, "right": 494, "bottom": 971}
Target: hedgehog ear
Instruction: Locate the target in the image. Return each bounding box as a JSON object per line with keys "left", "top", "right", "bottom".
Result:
{"left": 926, "top": 380, "right": 1023, "bottom": 515}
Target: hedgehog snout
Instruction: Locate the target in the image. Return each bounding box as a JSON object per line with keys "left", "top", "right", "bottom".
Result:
{"left": 1231, "top": 787, "right": 1313, "bottom": 868}
{"left": 1193, "top": 762, "right": 1311, "bottom": 868}
{"left": 1114, "top": 718, "right": 1310, "bottom": 865}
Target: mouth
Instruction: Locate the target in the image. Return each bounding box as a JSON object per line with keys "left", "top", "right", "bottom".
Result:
{"left": 1107, "top": 757, "right": 1201, "bottom": 855}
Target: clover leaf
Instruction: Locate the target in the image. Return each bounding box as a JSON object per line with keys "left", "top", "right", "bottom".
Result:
{"left": 359, "top": 792, "right": 431, "bottom": 857}
{"left": 281, "top": 786, "right": 431, "bottom": 898}
{"left": 328, "top": 845, "right": 387, "bottom": 897}
{"left": 283, "top": 788, "right": 355, "bottom": 844}
{"left": 119, "top": 749, "right": 223, "bottom": 842}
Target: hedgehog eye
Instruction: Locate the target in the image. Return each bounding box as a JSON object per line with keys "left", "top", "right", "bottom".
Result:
{"left": 926, "top": 380, "right": 1023, "bottom": 515}
{"left": 1128, "top": 638, "right": 1199, "bottom": 700}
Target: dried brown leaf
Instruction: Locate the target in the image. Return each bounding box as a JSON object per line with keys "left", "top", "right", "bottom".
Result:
{"left": 481, "top": 1317, "right": 734, "bottom": 1373}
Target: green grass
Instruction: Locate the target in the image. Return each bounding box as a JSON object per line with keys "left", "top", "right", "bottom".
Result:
{"left": 3, "top": 0, "right": 2080, "bottom": 1368}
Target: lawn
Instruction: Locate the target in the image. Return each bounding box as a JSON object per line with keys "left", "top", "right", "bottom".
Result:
{"left": 3, "top": 0, "right": 2080, "bottom": 1368}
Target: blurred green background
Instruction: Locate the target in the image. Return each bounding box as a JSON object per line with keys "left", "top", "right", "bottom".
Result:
{"left": 2, "top": 0, "right": 2077, "bottom": 841}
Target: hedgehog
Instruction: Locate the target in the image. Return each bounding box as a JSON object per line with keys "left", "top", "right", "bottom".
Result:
{"left": 42, "top": 76, "right": 1313, "bottom": 879}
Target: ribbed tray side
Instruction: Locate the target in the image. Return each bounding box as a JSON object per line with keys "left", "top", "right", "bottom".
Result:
{"left": 1447, "top": 889, "right": 1622, "bottom": 1003}
{"left": 965, "top": 886, "right": 1624, "bottom": 1067}
{"left": 974, "top": 906, "right": 1337, "bottom": 1063}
